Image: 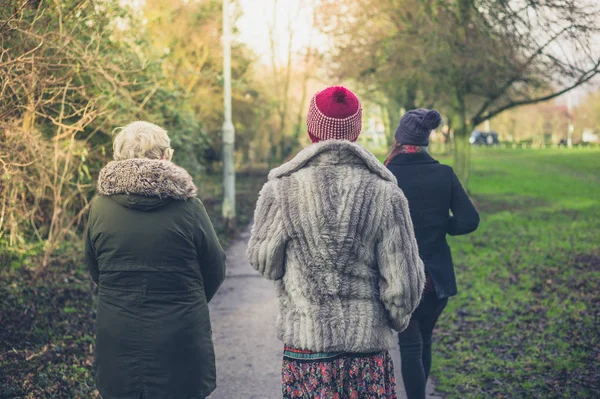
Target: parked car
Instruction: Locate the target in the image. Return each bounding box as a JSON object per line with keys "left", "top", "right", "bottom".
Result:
{"left": 470, "top": 130, "right": 499, "bottom": 146}
{"left": 582, "top": 129, "right": 599, "bottom": 143}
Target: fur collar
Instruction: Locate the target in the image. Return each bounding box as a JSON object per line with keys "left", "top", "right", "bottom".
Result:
{"left": 97, "top": 158, "right": 197, "bottom": 200}
{"left": 268, "top": 140, "right": 396, "bottom": 183}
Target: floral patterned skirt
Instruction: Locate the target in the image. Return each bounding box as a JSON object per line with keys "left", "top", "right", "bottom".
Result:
{"left": 282, "top": 347, "right": 397, "bottom": 399}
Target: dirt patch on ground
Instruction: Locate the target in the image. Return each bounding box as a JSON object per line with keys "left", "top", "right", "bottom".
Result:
{"left": 471, "top": 194, "right": 549, "bottom": 214}
{"left": 532, "top": 252, "right": 600, "bottom": 395}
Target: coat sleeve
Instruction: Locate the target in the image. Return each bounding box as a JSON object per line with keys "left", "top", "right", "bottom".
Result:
{"left": 195, "top": 199, "right": 226, "bottom": 303}
{"left": 448, "top": 170, "right": 480, "bottom": 236}
{"left": 247, "top": 181, "right": 287, "bottom": 280}
{"left": 85, "top": 206, "right": 99, "bottom": 286}
{"left": 376, "top": 184, "right": 425, "bottom": 332}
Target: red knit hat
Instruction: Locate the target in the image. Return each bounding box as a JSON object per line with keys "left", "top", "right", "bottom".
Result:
{"left": 306, "top": 86, "right": 362, "bottom": 143}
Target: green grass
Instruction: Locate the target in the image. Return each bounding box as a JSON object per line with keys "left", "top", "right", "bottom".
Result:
{"left": 429, "top": 148, "right": 600, "bottom": 398}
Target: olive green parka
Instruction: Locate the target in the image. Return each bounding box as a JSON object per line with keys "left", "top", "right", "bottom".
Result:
{"left": 85, "top": 158, "right": 226, "bottom": 399}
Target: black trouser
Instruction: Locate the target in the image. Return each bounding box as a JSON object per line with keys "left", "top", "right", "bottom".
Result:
{"left": 398, "top": 293, "right": 448, "bottom": 399}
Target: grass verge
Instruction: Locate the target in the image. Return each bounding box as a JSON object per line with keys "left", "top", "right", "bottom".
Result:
{"left": 431, "top": 148, "right": 600, "bottom": 398}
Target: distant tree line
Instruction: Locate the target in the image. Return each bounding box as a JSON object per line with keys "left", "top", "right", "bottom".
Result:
{"left": 489, "top": 88, "right": 600, "bottom": 145}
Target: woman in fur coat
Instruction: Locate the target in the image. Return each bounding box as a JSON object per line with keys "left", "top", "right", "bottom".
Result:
{"left": 385, "top": 109, "right": 480, "bottom": 399}
{"left": 85, "top": 121, "right": 226, "bottom": 399}
{"left": 248, "top": 86, "right": 425, "bottom": 399}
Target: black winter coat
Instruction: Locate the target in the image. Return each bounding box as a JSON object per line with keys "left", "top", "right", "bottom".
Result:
{"left": 386, "top": 152, "right": 479, "bottom": 298}
{"left": 85, "top": 159, "right": 226, "bottom": 399}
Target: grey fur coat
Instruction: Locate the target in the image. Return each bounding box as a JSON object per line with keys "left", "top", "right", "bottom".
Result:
{"left": 247, "top": 140, "right": 425, "bottom": 353}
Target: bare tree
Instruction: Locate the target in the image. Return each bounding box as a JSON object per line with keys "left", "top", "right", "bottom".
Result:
{"left": 267, "top": 0, "right": 313, "bottom": 164}
{"left": 318, "top": 0, "right": 600, "bottom": 185}
{"left": 438, "top": 0, "right": 600, "bottom": 182}
{"left": 292, "top": 1, "right": 317, "bottom": 142}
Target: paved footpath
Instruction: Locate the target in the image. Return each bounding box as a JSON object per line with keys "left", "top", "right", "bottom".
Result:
{"left": 208, "top": 229, "right": 443, "bottom": 399}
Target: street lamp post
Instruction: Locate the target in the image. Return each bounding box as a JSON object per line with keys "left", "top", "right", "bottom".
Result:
{"left": 222, "top": 0, "right": 236, "bottom": 224}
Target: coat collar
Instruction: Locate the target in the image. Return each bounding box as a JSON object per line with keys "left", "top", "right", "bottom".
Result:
{"left": 269, "top": 140, "right": 396, "bottom": 183}
{"left": 97, "top": 158, "right": 197, "bottom": 200}
{"left": 387, "top": 151, "right": 440, "bottom": 166}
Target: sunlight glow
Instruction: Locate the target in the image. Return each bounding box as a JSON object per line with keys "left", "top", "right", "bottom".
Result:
{"left": 236, "top": 0, "right": 327, "bottom": 65}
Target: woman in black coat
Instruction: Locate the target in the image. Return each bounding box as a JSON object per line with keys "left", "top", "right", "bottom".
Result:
{"left": 385, "top": 109, "right": 479, "bottom": 399}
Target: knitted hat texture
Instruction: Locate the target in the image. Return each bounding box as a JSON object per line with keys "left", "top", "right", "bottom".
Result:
{"left": 394, "top": 108, "right": 442, "bottom": 146}
{"left": 306, "top": 86, "right": 362, "bottom": 143}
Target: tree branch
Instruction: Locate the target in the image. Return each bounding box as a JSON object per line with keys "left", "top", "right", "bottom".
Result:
{"left": 470, "top": 24, "right": 576, "bottom": 125}
{"left": 477, "top": 60, "right": 600, "bottom": 124}
{"left": 0, "top": 0, "right": 29, "bottom": 32}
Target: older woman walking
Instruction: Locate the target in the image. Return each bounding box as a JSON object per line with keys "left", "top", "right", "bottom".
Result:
{"left": 248, "top": 86, "right": 425, "bottom": 399}
{"left": 85, "top": 121, "right": 226, "bottom": 399}
{"left": 385, "top": 109, "right": 480, "bottom": 399}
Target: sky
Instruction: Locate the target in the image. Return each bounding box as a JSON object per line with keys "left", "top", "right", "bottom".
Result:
{"left": 123, "top": 0, "right": 325, "bottom": 64}
{"left": 236, "top": 0, "right": 327, "bottom": 65}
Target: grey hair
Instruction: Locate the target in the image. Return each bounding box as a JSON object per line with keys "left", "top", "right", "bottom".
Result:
{"left": 113, "top": 121, "right": 174, "bottom": 161}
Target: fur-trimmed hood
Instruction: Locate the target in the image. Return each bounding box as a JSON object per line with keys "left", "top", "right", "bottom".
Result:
{"left": 97, "top": 158, "right": 197, "bottom": 200}
{"left": 268, "top": 140, "right": 397, "bottom": 183}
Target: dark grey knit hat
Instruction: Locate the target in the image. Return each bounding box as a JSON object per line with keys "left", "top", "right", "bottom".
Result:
{"left": 394, "top": 108, "right": 442, "bottom": 146}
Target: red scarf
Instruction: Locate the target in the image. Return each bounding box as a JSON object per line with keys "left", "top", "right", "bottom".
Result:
{"left": 384, "top": 142, "right": 427, "bottom": 166}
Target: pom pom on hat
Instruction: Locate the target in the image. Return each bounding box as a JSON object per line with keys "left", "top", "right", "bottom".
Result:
{"left": 307, "top": 86, "right": 362, "bottom": 143}
{"left": 394, "top": 108, "right": 442, "bottom": 146}
{"left": 422, "top": 110, "right": 442, "bottom": 130}
{"left": 332, "top": 88, "right": 347, "bottom": 103}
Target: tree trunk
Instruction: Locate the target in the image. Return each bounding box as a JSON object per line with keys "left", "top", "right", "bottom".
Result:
{"left": 450, "top": 0, "right": 474, "bottom": 188}
{"left": 405, "top": 81, "right": 417, "bottom": 111}
{"left": 22, "top": 71, "right": 36, "bottom": 133}
{"left": 268, "top": 141, "right": 281, "bottom": 169}
{"left": 453, "top": 116, "right": 471, "bottom": 188}
{"left": 443, "top": 118, "right": 452, "bottom": 155}
{"left": 386, "top": 102, "right": 400, "bottom": 145}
